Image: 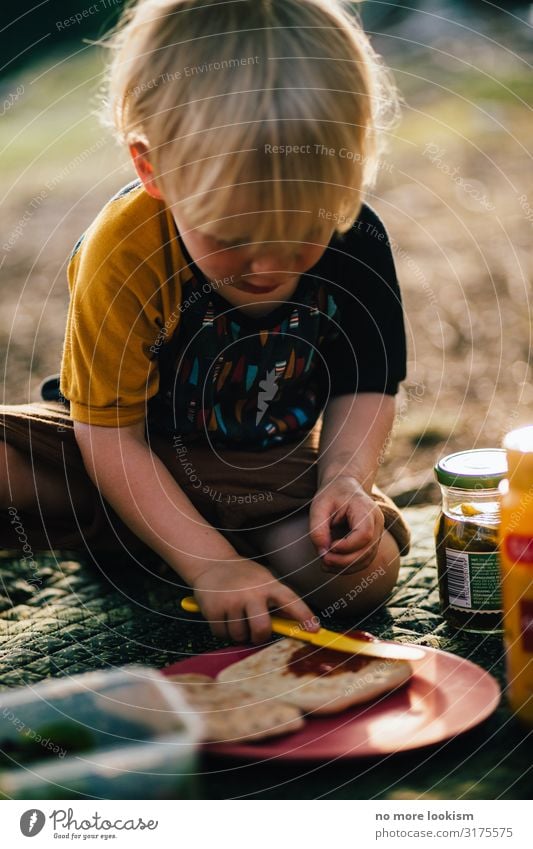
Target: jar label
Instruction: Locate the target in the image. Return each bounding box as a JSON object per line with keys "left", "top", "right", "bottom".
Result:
{"left": 520, "top": 599, "right": 533, "bottom": 652}
{"left": 445, "top": 548, "right": 502, "bottom": 611}
{"left": 505, "top": 534, "right": 533, "bottom": 565}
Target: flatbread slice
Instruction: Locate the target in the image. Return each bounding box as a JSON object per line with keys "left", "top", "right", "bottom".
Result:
{"left": 216, "top": 638, "right": 412, "bottom": 714}
{"left": 168, "top": 672, "right": 305, "bottom": 743}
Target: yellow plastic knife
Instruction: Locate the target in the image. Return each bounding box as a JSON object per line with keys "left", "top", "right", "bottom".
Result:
{"left": 180, "top": 596, "right": 425, "bottom": 661}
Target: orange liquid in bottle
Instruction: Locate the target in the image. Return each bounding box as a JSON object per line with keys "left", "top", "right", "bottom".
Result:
{"left": 500, "top": 426, "right": 533, "bottom": 726}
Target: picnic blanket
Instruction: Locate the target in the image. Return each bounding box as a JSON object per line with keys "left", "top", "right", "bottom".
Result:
{"left": 0, "top": 506, "right": 530, "bottom": 799}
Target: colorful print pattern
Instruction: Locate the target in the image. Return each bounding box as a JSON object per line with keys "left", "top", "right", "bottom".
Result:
{"left": 149, "top": 272, "right": 340, "bottom": 450}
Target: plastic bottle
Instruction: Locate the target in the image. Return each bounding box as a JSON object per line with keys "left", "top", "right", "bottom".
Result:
{"left": 499, "top": 425, "right": 533, "bottom": 726}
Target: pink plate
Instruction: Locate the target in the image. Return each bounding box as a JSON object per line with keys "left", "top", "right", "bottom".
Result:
{"left": 162, "top": 644, "right": 500, "bottom": 761}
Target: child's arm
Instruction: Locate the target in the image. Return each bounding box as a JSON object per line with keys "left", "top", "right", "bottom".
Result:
{"left": 74, "top": 421, "right": 317, "bottom": 643}
{"left": 309, "top": 392, "right": 396, "bottom": 573}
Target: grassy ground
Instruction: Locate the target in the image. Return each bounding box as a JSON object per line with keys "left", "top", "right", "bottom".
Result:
{"left": 1, "top": 28, "right": 532, "bottom": 498}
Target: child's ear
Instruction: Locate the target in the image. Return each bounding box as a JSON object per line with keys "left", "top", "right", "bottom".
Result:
{"left": 129, "top": 141, "right": 164, "bottom": 201}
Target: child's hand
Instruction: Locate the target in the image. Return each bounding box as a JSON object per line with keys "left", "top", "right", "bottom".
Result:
{"left": 309, "top": 475, "right": 384, "bottom": 574}
{"left": 193, "top": 559, "right": 319, "bottom": 644}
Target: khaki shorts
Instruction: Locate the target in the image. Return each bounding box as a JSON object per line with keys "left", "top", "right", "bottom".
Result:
{"left": 0, "top": 402, "right": 410, "bottom": 562}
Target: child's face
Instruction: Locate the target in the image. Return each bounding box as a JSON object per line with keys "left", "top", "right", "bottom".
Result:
{"left": 172, "top": 210, "right": 330, "bottom": 302}
{"left": 129, "top": 144, "right": 331, "bottom": 301}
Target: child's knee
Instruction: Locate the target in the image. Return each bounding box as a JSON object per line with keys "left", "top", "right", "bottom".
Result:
{"left": 345, "top": 532, "right": 400, "bottom": 612}
{"left": 306, "top": 531, "right": 401, "bottom": 617}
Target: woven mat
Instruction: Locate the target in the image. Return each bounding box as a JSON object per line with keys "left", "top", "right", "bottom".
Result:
{"left": 0, "top": 506, "right": 530, "bottom": 799}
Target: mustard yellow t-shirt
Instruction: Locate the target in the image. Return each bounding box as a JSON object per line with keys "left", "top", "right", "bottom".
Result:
{"left": 60, "top": 179, "right": 186, "bottom": 427}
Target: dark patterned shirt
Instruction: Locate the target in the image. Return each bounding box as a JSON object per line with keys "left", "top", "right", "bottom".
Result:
{"left": 147, "top": 204, "right": 407, "bottom": 451}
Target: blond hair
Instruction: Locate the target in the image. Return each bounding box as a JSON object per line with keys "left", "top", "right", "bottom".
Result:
{"left": 99, "top": 0, "right": 399, "bottom": 248}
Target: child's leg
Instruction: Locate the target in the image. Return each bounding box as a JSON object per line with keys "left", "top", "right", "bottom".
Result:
{"left": 0, "top": 403, "right": 150, "bottom": 552}
{"left": 0, "top": 440, "right": 93, "bottom": 518}
{"left": 244, "top": 510, "right": 401, "bottom": 618}
{"left": 166, "top": 426, "right": 410, "bottom": 607}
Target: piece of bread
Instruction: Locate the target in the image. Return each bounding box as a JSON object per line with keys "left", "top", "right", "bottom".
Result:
{"left": 216, "top": 638, "right": 412, "bottom": 714}
{"left": 166, "top": 672, "right": 214, "bottom": 685}
{"left": 168, "top": 672, "right": 305, "bottom": 743}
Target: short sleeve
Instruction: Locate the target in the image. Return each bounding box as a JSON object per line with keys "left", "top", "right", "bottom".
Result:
{"left": 60, "top": 196, "right": 175, "bottom": 427}
{"left": 320, "top": 205, "right": 407, "bottom": 398}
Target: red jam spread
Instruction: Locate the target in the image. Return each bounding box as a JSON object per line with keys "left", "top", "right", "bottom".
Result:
{"left": 344, "top": 629, "right": 378, "bottom": 642}
{"left": 286, "top": 644, "right": 373, "bottom": 677}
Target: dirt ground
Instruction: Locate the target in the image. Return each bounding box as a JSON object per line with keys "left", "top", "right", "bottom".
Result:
{"left": 1, "top": 17, "right": 532, "bottom": 505}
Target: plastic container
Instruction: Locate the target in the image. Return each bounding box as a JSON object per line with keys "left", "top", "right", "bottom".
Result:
{"left": 434, "top": 449, "right": 507, "bottom": 633}
{"left": 500, "top": 425, "right": 533, "bottom": 726}
{"left": 0, "top": 665, "right": 203, "bottom": 799}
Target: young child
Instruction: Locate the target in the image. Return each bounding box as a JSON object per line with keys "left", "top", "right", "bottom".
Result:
{"left": 1, "top": 0, "right": 410, "bottom": 644}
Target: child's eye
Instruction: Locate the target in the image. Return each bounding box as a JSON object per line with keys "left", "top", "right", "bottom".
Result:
{"left": 216, "top": 237, "right": 249, "bottom": 248}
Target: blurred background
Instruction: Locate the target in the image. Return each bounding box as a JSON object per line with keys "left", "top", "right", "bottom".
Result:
{"left": 1, "top": 1, "right": 532, "bottom": 501}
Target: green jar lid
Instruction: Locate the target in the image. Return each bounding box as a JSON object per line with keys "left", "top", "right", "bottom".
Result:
{"left": 434, "top": 448, "right": 508, "bottom": 489}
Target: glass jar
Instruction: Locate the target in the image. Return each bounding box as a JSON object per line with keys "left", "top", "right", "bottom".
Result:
{"left": 500, "top": 425, "right": 533, "bottom": 726}
{"left": 434, "top": 449, "right": 507, "bottom": 633}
